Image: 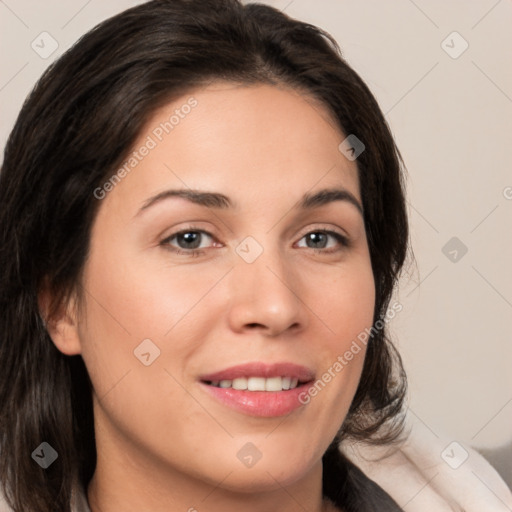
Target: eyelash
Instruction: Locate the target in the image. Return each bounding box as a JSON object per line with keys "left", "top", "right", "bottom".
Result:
{"left": 160, "top": 225, "right": 350, "bottom": 257}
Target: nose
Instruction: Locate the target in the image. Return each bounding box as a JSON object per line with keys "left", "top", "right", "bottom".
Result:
{"left": 226, "top": 242, "right": 307, "bottom": 337}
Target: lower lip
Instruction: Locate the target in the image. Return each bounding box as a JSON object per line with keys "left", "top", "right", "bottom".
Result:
{"left": 200, "top": 382, "right": 311, "bottom": 417}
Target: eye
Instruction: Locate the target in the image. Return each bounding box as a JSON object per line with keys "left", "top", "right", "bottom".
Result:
{"left": 160, "top": 226, "right": 350, "bottom": 257}
{"left": 296, "top": 230, "right": 349, "bottom": 253}
{"left": 160, "top": 227, "right": 218, "bottom": 255}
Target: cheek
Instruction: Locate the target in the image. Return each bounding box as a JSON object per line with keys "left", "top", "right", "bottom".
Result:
{"left": 76, "top": 235, "right": 235, "bottom": 437}
{"left": 300, "top": 255, "right": 375, "bottom": 420}
{"left": 310, "top": 255, "right": 376, "bottom": 353}
{"left": 79, "top": 233, "right": 229, "bottom": 344}
{"left": 75, "top": 247, "right": 225, "bottom": 470}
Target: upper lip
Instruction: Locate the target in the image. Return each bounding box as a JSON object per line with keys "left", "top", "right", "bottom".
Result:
{"left": 199, "top": 362, "right": 315, "bottom": 383}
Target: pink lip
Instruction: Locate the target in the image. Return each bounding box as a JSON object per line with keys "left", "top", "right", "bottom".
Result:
{"left": 198, "top": 362, "right": 315, "bottom": 418}
{"left": 199, "top": 362, "right": 315, "bottom": 382}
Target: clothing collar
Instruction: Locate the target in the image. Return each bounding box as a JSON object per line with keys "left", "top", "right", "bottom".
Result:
{"left": 71, "top": 482, "right": 91, "bottom": 512}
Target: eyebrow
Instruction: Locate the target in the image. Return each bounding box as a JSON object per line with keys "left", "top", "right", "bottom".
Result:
{"left": 136, "top": 187, "right": 363, "bottom": 217}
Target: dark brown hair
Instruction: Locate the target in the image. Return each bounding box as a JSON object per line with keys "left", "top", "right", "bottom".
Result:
{"left": 0, "top": 1, "right": 408, "bottom": 510}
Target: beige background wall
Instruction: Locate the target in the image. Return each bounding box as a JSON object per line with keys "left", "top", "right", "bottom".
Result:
{"left": 1, "top": 0, "right": 510, "bottom": 485}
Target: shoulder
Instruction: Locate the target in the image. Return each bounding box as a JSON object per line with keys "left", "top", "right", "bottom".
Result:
{"left": 339, "top": 414, "right": 512, "bottom": 511}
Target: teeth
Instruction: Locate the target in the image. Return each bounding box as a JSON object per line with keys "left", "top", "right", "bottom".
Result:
{"left": 248, "top": 377, "right": 266, "bottom": 391}
{"left": 265, "top": 377, "right": 282, "bottom": 391}
{"left": 232, "top": 377, "right": 248, "bottom": 390}
{"left": 208, "top": 376, "right": 302, "bottom": 391}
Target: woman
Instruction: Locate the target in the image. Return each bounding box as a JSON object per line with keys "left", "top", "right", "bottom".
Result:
{"left": 0, "top": 1, "right": 509, "bottom": 511}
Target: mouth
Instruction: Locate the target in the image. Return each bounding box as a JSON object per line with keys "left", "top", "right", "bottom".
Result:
{"left": 198, "top": 362, "right": 315, "bottom": 417}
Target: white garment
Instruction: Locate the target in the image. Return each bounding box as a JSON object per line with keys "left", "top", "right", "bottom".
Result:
{"left": 341, "top": 413, "right": 512, "bottom": 511}
{"left": 1, "top": 415, "right": 511, "bottom": 511}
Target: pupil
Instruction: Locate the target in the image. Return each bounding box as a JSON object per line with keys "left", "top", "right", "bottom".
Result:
{"left": 179, "top": 232, "right": 200, "bottom": 249}
{"left": 308, "top": 232, "right": 326, "bottom": 248}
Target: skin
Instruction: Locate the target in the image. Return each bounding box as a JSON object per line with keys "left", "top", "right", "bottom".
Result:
{"left": 44, "top": 82, "right": 375, "bottom": 512}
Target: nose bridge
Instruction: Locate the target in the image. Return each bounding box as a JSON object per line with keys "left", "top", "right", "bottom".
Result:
{"left": 227, "top": 233, "right": 305, "bottom": 335}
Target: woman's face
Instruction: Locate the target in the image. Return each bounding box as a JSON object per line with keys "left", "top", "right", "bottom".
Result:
{"left": 56, "top": 82, "right": 375, "bottom": 494}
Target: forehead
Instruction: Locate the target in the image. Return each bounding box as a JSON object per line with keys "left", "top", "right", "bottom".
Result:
{"left": 98, "top": 82, "right": 360, "bottom": 218}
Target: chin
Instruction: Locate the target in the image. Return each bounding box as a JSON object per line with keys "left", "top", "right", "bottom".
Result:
{"left": 215, "top": 460, "right": 316, "bottom": 494}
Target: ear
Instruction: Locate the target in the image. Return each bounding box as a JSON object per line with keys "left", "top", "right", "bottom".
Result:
{"left": 38, "top": 284, "right": 82, "bottom": 356}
